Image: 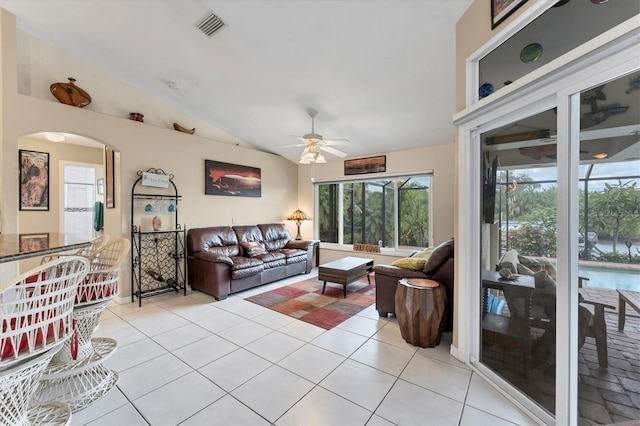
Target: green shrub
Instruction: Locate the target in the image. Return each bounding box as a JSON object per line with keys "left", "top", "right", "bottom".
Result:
{"left": 508, "top": 224, "right": 557, "bottom": 257}
{"left": 598, "top": 252, "right": 640, "bottom": 264}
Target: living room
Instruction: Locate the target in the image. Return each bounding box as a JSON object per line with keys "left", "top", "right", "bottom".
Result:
{"left": 0, "top": 0, "right": 639, "bottom": 424}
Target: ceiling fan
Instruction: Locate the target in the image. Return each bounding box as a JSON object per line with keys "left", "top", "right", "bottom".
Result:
{"left": 283, "top": 108, "right": 350, "bottom": 164}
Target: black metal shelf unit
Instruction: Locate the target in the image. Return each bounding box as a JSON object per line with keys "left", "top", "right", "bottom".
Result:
{"left": 131, "top": 168, "right": 186, "bottom": 306}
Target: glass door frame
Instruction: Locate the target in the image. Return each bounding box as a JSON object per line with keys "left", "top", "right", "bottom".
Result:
{"left": 454, "top": 30, "right": 640, "bottom": 425}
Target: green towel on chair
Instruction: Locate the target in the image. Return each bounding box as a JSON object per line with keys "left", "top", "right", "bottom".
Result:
{"left": 94, "top": 201, "right": 104, "bottom": 232}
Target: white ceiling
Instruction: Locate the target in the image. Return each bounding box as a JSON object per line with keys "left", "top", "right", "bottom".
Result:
{"left": 0, "top": 0, "right": 473, "bottom": 163}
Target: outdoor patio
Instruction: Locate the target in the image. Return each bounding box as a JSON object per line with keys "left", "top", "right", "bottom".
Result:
{"left": 482, "top": 286, "right": 640, "bottom": 424}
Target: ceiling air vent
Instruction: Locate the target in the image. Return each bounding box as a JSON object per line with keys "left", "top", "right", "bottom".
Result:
{"left": 196, "top": 12, "right": 226, "bottom": 37}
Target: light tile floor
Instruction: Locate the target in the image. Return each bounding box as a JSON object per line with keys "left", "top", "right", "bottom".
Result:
{"left": 72, "top": 273, "right": 538, "bottom": 425}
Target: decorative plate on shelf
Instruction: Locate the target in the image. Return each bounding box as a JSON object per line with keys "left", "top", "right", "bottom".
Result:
{"left": 520, "top": 43, "right": 543, "bottom": 63}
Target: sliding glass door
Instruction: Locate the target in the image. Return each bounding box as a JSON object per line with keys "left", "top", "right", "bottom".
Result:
{"left": 460, "top": 38, "right": 639, "bottom": 423}
{"left": 479, "top": 107, "right": 559, "bottom": 416}
{"left": 574, "top": 70, "right": 640, "bottom": 425}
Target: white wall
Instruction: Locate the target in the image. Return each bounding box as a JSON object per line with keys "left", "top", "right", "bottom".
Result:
{"left": 0, "top": 12, "right": 300, "bottom": 299}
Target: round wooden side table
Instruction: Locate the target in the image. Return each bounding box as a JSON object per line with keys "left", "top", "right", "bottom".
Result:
{"left": 395, "top": 278, "right": 447, "bottom": 348}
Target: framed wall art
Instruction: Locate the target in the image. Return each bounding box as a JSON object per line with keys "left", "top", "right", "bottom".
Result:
{"left": 204, "top": 160, "right": 261, "bottom": 197}
{"left": 344, "top": 155, "right": 386, "bottom": 176}
{"left": 19, "top": 149, "right": 50, "bottom": 211}
{"left": 491, "top": 0, "right": 527, "bottom": 30}
{"left": 105, "top": 146, "right": 115, "bottom": 208}
{"left": 19, "top": 233, "right": 50, "bottom": 252}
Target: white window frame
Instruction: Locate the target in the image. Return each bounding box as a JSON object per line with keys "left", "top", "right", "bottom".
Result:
{"left": 313, "top": 173, "right": 433, "bottom": 255}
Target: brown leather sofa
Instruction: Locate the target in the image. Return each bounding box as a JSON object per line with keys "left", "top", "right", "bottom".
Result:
{"left": 373, "top": 239, "right": 455, "bottom": 331}
{"left": 187, "top": 223, "right": 314, "bottom": 300}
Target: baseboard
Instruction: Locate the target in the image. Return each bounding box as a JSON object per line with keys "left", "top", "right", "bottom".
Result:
{"left": 449, "top": 343, "right": 461, "bottom": 361}
{"left": 111, "top": 295, "right": 133, "bottom": 305}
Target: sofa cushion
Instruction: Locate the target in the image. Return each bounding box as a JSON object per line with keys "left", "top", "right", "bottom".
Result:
{"left": 518, "top": 255, "right": 557, "bottom": 279}
{"left": 258, "top": 223, "right": 292, "bottom": 251}
{"left": 231, "top": 264, "right": 264, "bottom": 279}
{"left": 533, "top": 270, "right": 556, "bottom": 289}
{"left": 241, "top": 241, "right": 268, "bottom": 257}
{"left": 234, "top": 225, "right": 264, "bottom": 245}
{"left": 423, "top": 239, "right": 454, "bottom": 275}
{"left": 373, "top": 264, "right": 428, "bottom": 279}
{"left": 229, "top": 256, "right": 264, "bottom": 279}
{"left": 230, "top": 256, "right": 263, "bottom": 271}
{"left": 188, "top": 226, "right": 239, "bottom": 256}
{"left": 254, "top": 252, "right": 287, "bottom": 269}
{"left": 390, "top": 257, "right": 427, "bottom": 270}
{"left": 517, "top": 263, "right": 535, "bottom": 275}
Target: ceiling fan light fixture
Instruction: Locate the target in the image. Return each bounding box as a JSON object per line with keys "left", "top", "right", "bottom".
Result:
{"left": 315, "top": 152, "right": 327, "bottom": 164}
{"left": 300, "top": 151, "right": 316, "bottom": 164}
{"left": 303, "top": 133, "right": 323, "bottom": 142}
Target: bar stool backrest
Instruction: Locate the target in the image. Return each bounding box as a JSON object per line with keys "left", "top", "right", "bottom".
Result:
{"left": 75, "top": 234, "right": 110, "bottom": 260}
{"left": 75, "top": 238, "right": 130, "bottom": 307}
{"left": 0, "top": 257, "right": 89, "bottom": 370}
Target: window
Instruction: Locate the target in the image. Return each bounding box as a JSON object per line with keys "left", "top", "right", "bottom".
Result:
{"left": 316, "top": 175, "right": 431, "bottom": 250}
{"left": 63, "top": 164, "right": 96, "bottom": 240}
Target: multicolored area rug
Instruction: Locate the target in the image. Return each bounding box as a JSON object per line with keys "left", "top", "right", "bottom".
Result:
{"left": 245, "top": 276, "right": 375, "bottom": 330}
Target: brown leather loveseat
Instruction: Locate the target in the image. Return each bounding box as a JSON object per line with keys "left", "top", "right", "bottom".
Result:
{"left": 187, "top": 223, "right": 314, "bottom": 300}
{"left": 373, "top": 239, "right": 454, "bottom": 331}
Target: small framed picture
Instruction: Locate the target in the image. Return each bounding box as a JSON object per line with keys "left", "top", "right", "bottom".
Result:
{"left": 491, "top": 0, "right": 528, "bottom": 30}
{"left": 19, "top": 233, "right": 50, "bottom": 253}
{"left": 105, "top": 146, "right": 115, "bottom": 208}
{"left": 97, "top": 178, "right": 105, "bottom": 195}
{"left": 19, "top": 149, "right": 50, "bottom": 211}
{"left": 344, "top": 155, "right": 386, "bottom": 176}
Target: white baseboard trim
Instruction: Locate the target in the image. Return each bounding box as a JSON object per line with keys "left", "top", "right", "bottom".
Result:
{"left": 449, "top": 344, "right": 460, "bottom": 361}
{"left": 111, "top": 295, "right": 134, "bottom": 305}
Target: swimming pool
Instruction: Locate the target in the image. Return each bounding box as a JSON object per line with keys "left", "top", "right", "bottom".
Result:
{"left": 578, "top": 266, "right": 640, "bottom": 291}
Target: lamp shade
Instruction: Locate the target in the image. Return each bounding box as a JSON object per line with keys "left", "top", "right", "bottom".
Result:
{"left": 300, "top": 151, "right": 316, "bottom": 164}
{"left": 287, "top": 209, "right": 309, "bottom": 221}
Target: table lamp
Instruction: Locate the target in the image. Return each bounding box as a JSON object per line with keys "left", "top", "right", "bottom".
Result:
{"left": 287, "top": 209, "right": 310, "bottom": 240}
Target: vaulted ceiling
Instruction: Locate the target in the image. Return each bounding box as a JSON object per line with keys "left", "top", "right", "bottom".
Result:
{"left": 0, "top": 0, "right": 472, "bottom": 162}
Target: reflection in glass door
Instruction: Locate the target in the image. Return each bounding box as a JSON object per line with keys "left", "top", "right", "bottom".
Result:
{"left": 575, "top": 70, "right": 640, "bottom": 425}
{"left": 480, "top": 108, "right": 559, "bottom": 415}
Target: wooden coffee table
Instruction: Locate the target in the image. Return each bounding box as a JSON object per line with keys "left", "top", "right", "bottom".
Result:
{"left": 318, "top": 257, "right": 374, "bottom": 298}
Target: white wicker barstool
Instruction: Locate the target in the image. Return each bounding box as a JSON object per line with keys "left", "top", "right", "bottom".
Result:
{"left": 1, "top": 344, "right": 72, "bottom": 426}
{"left": 0, "top": 257, "right": 89, "bottom": 426}
{"left": 35, "top": 238, "right": 130, "bottom": 412}
{"left": 74, "top": 234, "right": 110, "bottom": 261}
{"left": 40, "top": 234, "right": 110, "bottom": 264}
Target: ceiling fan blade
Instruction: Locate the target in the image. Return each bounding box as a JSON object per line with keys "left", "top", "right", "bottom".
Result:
{"left": 324, "top": 138, "right": 351, "bottom": 146}
{"left": 320, "top": 145, "right": 347, "bottom": 158}
{"left": 278, "top": 143, "right": 307, "bottom": 148}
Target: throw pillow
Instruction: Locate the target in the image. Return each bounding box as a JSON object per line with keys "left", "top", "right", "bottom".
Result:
{"left": 518, "top": 255, "right": 557, "bottom": 280}
{"left": 413, "top": 247, "right": 435, "bottom": 259}
{"left": 532, "top": 270, "right": 556, "bottom": 289}
{"left": 498, "top": 249, "right": 520, "bottom": 274}
{"left": 391, "top": 257, "right": 427, "bottom": 270}
{"left": 423, "top": 239, "right": 454, "bottom": 275}
{"left": 517, "top": 263, "right": 535, "bottom": 276}
{"left": 240, "top": 241, "right": 267, "bottom": 257}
